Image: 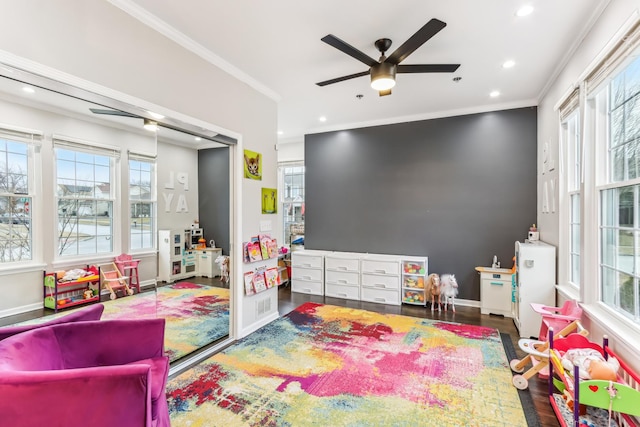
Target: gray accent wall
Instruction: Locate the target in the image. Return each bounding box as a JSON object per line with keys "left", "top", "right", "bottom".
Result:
{"left": 304, "top": 107, "right": 537, "bottom": 301}
{"left": 198, "top": 147, "right": 230, "bottom": 255}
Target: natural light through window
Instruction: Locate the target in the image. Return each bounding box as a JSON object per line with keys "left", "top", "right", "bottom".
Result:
{"left": 0, "top": 138, "right": 32, "bottom": 262}
{"left": 129, "top": 156, "right": 155, "bottom": 251}
{"left": 55, "top": 146, "right": 114, "bottom": 256}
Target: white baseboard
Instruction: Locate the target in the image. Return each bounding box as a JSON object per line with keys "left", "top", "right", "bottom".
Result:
{"left": 0, "top": 302, "right": 43, "bottom": 319}
{"left": 239, "top": 311, "right": 279, "bottom": 338}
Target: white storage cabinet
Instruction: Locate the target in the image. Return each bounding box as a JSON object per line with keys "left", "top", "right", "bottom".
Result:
{"left": 324, "top": 252, "right": 361, "bottom": 300}
{"left": 291, "top": 250, "right": 326, "bottom": 296}
{"left": 361, "top": 254, "right": 401, "bottom": 306}
{"left": 479, "top": 269, "right": 513, "bottom": 316}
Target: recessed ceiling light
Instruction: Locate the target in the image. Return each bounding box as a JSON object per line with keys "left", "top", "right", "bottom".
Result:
{"left": 502, "top": 60, "right": 515, "bottom": 69}
{"left": 490, "top": 91, "right": 500, "bottom": 98}
{"left": 194, "top": 136, "right": 202, "bottom": 141}
{"left": 143, "top": 119, "right": 158, "bottom": 132}
{"left": 22, "top": 86, "right": 35, "bottom": 94}
{"left": 277, "top": 131, "right": 284, "bottom": 135}
{"left": 319, "top": 116, "right": 327, "bottom": 122}
{"left": 516, "top": 5, "right": 533, "bottom": 17}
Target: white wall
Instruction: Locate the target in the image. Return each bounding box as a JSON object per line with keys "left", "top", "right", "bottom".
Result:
{"left": 277, "top": 140, "right": 304, "bottom": 163}
{"left": 539, "top": 0, "right": 640, "bottom": 367}
{"left": 156, "top": 141, "right": 199, "bottom": 231}
{"left": 0, "top": 0, "right": 278, "bottom": 336}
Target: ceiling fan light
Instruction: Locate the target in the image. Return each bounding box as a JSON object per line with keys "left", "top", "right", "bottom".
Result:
{"left": 143, "top": 119, "right": 158, "bottom": 132}
{"left": 370, "top": 63, "right": 396, "bottom": 91}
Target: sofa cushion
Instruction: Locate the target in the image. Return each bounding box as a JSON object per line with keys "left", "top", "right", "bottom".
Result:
{"left": 127, "top": 356, "right": 169, "bottom": 420}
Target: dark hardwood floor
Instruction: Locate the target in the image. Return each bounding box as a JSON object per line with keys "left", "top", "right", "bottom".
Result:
{"left": 278, "top": 285, "right": 560, "bottom": 427}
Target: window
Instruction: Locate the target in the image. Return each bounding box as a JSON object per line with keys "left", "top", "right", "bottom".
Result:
{"left": 129, "top": 155, "right": 155, "bottom": 250}
{"left": 597, "top": 52, "right": 640, "bottom": 323}
{"left": 563, "top": 110, "right": 581, "bottom": 288}
{"left": 0, "top": 136, "right": 34, "bottom": 262}
{"left": 279, "top": 164, "right": 305, "bottom": 244}
{"left": 55, "top": 140, "right": 118, "bottom": 257}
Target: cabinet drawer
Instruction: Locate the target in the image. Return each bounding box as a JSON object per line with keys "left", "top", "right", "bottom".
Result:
{"left": 361, "top": 287, "right": 400, "bottom": 305}
{"left": 325, "top": 283, "right": 360, "bottom": 300}
{"left": 291, "top": 253, "right": 323, "bottom": 269}
{"left": 291, "top": 267, "right": 323, "bottom": 282}
{"left": 291, "top": 280, "right": 323, "bottom": 296}
{"left": 326, "top": 270, "right": 360, "bottom": 286}
{"left": 361, "top": 273, "right": 400, "bottom": 290}
{"left": 361, "top": 259, "right": 399, "bottom": 275}
{"left": 325, "top": 256, "right": 359, "bottom": 272}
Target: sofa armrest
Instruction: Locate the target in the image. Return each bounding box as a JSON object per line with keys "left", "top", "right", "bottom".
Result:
{"left": 0, "top": 365, "right": 152, "bottom": 427}
{"left": 53, "top": 318, "right": 166, "bottom": 368}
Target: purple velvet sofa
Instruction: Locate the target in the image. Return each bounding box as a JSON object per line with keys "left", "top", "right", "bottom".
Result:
{"left": 0, "top": 318, "right": 170, "bottom": 427}
{"left": 0, "top": 303, "right": 105, "bottom": 341}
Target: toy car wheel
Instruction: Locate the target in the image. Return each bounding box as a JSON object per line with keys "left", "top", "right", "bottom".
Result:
{"left": 110, "top": 292, "right": 116, "bottom": 300}
{"left": 127, "top": 289, "right": 134, "bottom": 296}
{"left": 510, "top": 359, "right": 524, "bottom": 373}
{"left": 512, "top": 375, "right": 528, "bottom": 390}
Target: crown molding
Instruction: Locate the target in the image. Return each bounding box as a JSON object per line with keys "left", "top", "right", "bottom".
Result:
{"left": 107, "top": 0, "right": 281, "bottom": 102}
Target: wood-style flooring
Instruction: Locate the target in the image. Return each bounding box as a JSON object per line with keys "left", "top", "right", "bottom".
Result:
{"left": 277, "top": 285, "right": 560, "bottom": 427}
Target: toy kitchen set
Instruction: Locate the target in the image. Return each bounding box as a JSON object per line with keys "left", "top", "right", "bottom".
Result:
{"left": 158, "top": 225, "right": 223, "bottom": 282}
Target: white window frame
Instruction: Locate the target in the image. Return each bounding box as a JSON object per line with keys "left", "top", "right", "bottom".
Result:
{"left": 53, "top": 136, "right": 120, "bottom": 261}
{"left": 278, "top": 162, "right": 305, "bottom": 245}
{"left": 128, "top": 152, "right": 156, "bottom": 252}
{"left": 0, "top": 125, "right": 41, "bottom": 266}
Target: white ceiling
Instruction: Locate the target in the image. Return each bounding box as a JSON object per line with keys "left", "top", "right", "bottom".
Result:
{"left": 116, "top": 0, "right": 606, "bottom": 142}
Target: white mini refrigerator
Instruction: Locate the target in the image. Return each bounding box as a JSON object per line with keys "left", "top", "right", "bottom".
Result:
{"left": 513, "top": 240, "right": 556, "bottom": 338}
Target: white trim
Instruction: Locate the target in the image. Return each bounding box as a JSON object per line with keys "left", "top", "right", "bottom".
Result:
{"left": 0, "top": 50, "right": 242, "bottom": 143}
{"left": 577, "top": 10, "right": 640, "bottom": 83}
{"left": 239, "top": 311, "right": 279, "bottom": 338}
{"left": 582, "top": 302, "right": 640, "bottom": 358}
{"left": 106, "top": 0, "right": 281, "bottom": 103}
{"left": 0, "top": 302, "right": 42, "bottom": 319}
{"left": 306, "top": 99, "right": 538, "bottom": 137}
{"left": 537, "top": 0, "right": 612, "bottom": 102}
{"left": 53, "top": 134, "right": 121, "bottom": 157}
{"left": 0, "top": 262, "right": 47, "bottom": 276}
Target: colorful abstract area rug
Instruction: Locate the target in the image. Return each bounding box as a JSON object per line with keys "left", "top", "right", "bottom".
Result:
{"left": 102, "top": 282, "right": 230, "bottom": 361}
{"left": 166, "top": 302, "right": 528, "bottom": 426}
{"left": 14, "top": 282, "right": 229, "bottom": 362}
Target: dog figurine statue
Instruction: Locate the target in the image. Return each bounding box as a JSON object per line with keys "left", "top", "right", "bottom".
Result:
{"left": 215, "top": 255, "right": 230, "bottom": 284}
{"left": 426, "top": 273, "right": 441, "bottom": 311}
{"left": 440, "top": 274, "right": 459, "bottom": 312}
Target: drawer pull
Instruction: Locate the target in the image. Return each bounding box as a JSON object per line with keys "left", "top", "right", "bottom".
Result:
{"left": 302, "top": 276, "right": 312, "bottom": 280}
{"left": 303, "top": 288, "right": 311, "bottom": 293}
{"left": 374, "top": 298, "right": 386, "bottom": 302}
{"left": 338, "top": 293, "right": 347, "bottom": 297}
{"left": 375, "top": 269, "right": 386, "bottom": 274}
{"left": 337, "top": 266, "right": 347, "bottom": 270}
{"left": 490, "top": 282, "right": 504, "bottom": 286}
{"left": 374, "top": 284, "right": 387, "bottom": 288}
{"left": 337, "top": 279, "right": 347, "bottom": 284}
{"left": 302, "top": 263, "right": 312, "bottom": 267}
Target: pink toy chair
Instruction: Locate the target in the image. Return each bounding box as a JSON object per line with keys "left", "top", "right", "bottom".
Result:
{"left": 531, "top": 299, "right": 582, "bottom": 341}
{"left": 115, "top": 253, "right": 141, "bottom": 294}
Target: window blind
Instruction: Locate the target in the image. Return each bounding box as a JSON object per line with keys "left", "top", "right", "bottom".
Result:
{"left": 52, "top": 134, "right": 120, "bottom": 158}
{"left": 128, "top": 150, "right": 156, "bottom": 162}
{"left": 0, "top": 123, "right": 43, "bottom": 146}
{"left": 585, "top": 19, "right": 640, "bottom": 95}
{"left": 557, "top": 87, "right": 580, "bottom": 122}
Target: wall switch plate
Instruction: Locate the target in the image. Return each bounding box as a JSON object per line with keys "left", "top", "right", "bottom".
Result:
{"left": 260, "top": 220, "right": 272, "bottom": 232}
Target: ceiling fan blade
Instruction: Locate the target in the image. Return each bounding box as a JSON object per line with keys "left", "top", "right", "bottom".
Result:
{"left": 379, "top": 89, "right": 392, "bottom": 97}
{"left": 89, "top": 108, "right": 139, "bottom": 118}
{"left": 316, "top": 71, "right": 370, "bottom": 87}
{"left": 321, "top": 35, "right": 378, "bottom": 67}
{"left": 386, "top": 19, "right": 447, "bottom": 65}
{"left": 397, "top": 64, "right": 460, "bottom": 73}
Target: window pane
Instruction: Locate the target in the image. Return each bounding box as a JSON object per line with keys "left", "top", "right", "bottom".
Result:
{"left": 129, "top": 159, "right": 155, "bottom": 250}
{"left": 602, "top": 190, "right": 616, "bottom": 227}
{"left": 619, "top": 272, "right": 636, "bottom": 317}
{"left": 611, "top": 146, "right": 625, "bottom": 181}
{"left": 619, "top": 186, "right": 634, "bottom": 228}
{"left": 571, "top": 254, "right": 580, "bottom": 284}
{"left": 601, "top": 227, "right": 616, "bottom": 267}
{"left": 618, "top": 229, "right": 633, "bottom": 274}
{"left": 56, "top": 147, "right": 114, "bottom": 257}
{"left": 610, "top": 106, "right": 624, "bottom": 148}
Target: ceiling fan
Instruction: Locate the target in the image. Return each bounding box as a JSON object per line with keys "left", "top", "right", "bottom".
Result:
{"left": 316, "top": 18, "right": 460, "bottom": 96}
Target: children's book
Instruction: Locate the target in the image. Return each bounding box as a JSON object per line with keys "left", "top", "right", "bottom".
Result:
{"left": 258, "top": 234, "right": 272, "bottom": 260}
{"left": 243, "top": 271, "right": 256, "bottom": 295}
{"left": 266, "top": 238, "right": 279, "bottom": 259}
{"left": 264, "top": 267, "right": 279, "bottom": 288}
{"left": 252, "top": 271, "right": 267, "bottom": 292}
{"left": 246, "top": 237, "right": 262, "bottom": 262}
